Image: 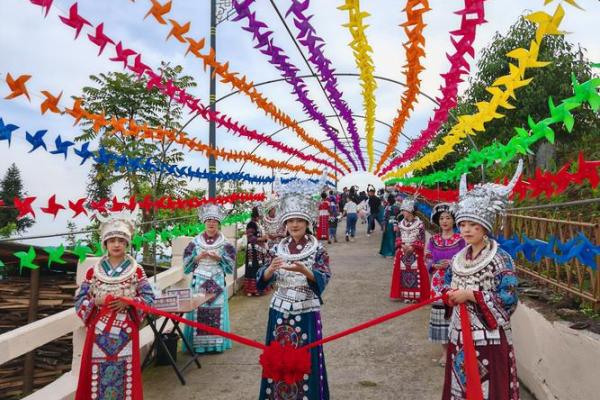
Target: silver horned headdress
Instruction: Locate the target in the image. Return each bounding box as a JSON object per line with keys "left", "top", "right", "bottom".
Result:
{"left": 198, "top": 203, "right": 226, "bottom": 223}
{"left": 455, "top": 160, "right": 523, "bottom": 232}
{"left": 273, "top": 173, "right": 327, "bottom": 226}
{"left": 95, "top": 207, "right": 139, "bottom": 248}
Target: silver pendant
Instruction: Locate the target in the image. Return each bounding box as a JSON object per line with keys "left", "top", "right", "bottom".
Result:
{"left": 296, "top": 244, "right": 303, "bottom": 250}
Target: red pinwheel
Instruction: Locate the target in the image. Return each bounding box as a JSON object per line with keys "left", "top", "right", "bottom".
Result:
{"left": 88, "top": 23, "right": 114, "bottom": 55}
{"left": 14, "top": 196, "right": 37, "bottom": 219}
{"left": 59, "top": 3, "right": 91, "bottom": 39}
{"left": 68, "top": 198, "right": 88, "bottom": 218}
{"left": 30, "top": 0, "right": 54, "bottom": 17}
{"left": 89, "top": 198, "right": 109, "bottom": 213}
{"left": 41, "top": 195, "right": 65, "bottom": 218}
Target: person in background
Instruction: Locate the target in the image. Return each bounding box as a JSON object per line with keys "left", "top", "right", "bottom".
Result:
{"left": 441, "top": 161, "right": 523, "bottom": 400}
{"left": 327, "top": 194, "right": 339, "bottom": 244}
{"left": 357, "top": 196, "right": 369, "bottom": 225}
{"left": 244, "top": 206, "right": 269, "bottom": 296}
{"left": 425, "top": 203, "right": 465, "bottom": 366}
{"left": 367, "top": 188, "right": 383, "bottom": 235}
{"left": 339, "top": 186, "right": 349, "bottom": 211}
{"left": 74, "top": 209, "right": 154, "bottom": 400}
{"left": 379, "top": 194, "right": 401, "bottom": 258}
{"left": 317, "top": 192, "right": 330, "bottom": 241}
{"left": 342, "top": 194, "right": 359, "bottom": 242}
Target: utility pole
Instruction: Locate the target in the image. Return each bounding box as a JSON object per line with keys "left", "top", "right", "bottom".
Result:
{"left": 208, "top": 0, "right": 217, "bottom": 198}
{"left": 208, "top": 1, "right": 235, "bottom": 198}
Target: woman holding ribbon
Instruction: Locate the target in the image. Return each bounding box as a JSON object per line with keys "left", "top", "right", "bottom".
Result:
{"left": 425, "top": 203, "right": 465, "bottom": 366}
{"left": 183, "top": 204, "right": 236, "bottom": 353}
{"left": 257, "top": 186, "right": 332, "bottom": 399}
{"left": 74, "top": 209, "right": 154, "bottom": 400}
{"left": 442, "top": 161, "right": 522, "bottom": 400}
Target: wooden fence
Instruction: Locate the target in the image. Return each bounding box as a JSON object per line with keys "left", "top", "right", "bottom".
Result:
{"left": 503, "top": 209, "right": 600, "bottom": 307}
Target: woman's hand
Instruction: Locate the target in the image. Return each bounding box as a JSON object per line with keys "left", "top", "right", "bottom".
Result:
{"left": 263, "top": 257, "right": 285, "bottom": 280}
{"left": 94, "top": 294, "right": 106, "bottom": 306}
{"left": 108, "top": 298, "right": 130, "bottom": 312}
{"left": 282, "top": 261, "right": 307, "bottom": 273}
{"left": 194, "top": 252, "right": 208, "bottom": 262}
{"left": 284, "top": 261, "right": 315, "bottom": 282}
{"left": 447, "top": 289, "right": 475, "bottom": 306}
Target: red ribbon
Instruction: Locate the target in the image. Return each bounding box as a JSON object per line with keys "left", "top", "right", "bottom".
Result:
{"left": 117, "top": 294, "right": 483, "bottom": 394}
{"left": 459, "top": 303, "right": 484, "bottom": 400}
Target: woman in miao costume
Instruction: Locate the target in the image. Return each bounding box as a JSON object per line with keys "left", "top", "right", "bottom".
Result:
{"left": 316, "top": 192, "right": 330, "bottom": 241}
{"left": 263, "top": 197, "right": 286, "bottom": 250}
{"left": 257, "top": 178, "right": 332, "bottom": 400}
{"left": 74, "top": 208, "right": 154, "bottom": 400}
{"left": 425, "top": 202, "right": 465, "bottom": 366}
{"left": 389, "top": 196, "right": 429, "bottom": 302}
{"left": 183, "top": 204, "right": 236, "bottom": 353}
{"left": 244, "top": 206, "right": 269, "bottom": 296}
{"left": 442, "top": 161, "right": 522, "bottom": 400}
{"left": 379, "top": 194, "right": 402, "bottom": 258}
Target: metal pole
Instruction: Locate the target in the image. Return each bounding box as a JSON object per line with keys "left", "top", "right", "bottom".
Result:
{"left": 208, "top": 0, "right": 217, "bottom": 198}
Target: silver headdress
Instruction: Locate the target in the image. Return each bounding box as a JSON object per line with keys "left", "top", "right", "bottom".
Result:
{"left": 400, "top": 197, "right": 416, "bottom": 213}
{"left": 455, "top": 160, "right": 523, "bottom": 232}
{"left": 95, "top": 207, "right": 139, "bottom": 248}
{"left": 198, "top": 203, "right": 226, "bottom": 223}
{"left": 273, "top": 173, "right": 328, "bottom": 226}
{"left": 431, "top": 202, "right": 457, "bottom": 226}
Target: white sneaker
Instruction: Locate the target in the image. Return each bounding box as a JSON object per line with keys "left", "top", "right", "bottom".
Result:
{"left": 367, "top": 233, "right": 371, "bottom": 237}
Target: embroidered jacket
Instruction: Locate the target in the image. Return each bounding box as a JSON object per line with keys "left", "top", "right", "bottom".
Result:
{"left": 444, "top": 240, "right": 519, "bottom": 346}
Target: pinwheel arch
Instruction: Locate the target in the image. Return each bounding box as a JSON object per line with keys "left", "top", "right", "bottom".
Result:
{"left": 2, "top": 0, "right": 594, "bottom": 196}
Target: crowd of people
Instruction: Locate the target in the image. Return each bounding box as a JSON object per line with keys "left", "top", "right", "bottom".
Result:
{"left": 73, "top": 163, "right": 523, "bottom": 400}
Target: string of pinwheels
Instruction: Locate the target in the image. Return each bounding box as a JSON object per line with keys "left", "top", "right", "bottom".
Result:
{"left": 0, "top": 192, "right": 267, "bottom": 220}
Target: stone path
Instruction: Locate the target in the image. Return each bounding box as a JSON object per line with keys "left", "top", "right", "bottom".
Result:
{"left": 144, "top": 221, "right": 533, "bottom": 399}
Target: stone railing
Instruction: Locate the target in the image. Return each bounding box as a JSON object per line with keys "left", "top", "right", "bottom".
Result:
{"left": 0, "top": 235, "right": 245, "bottom": 400}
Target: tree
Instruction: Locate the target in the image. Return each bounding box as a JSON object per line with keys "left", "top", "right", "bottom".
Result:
{"left": 0, "top": 163, "right": 34, "bottom": 236}
{"left": 65, "top": 221, "right": 78, "bottom": 249}
{"left": 77, "top": 63, "right": 198, "bottom": 262}
{"left": 414, "top": 15, "right": 599, "bottom": 186}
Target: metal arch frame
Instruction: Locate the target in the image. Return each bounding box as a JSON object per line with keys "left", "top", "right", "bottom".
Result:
{"left": 176, "top": 72, "right": 482, "bottom": 178}
{"left": 236, "top": 113, "right": 411, "bottom": 173}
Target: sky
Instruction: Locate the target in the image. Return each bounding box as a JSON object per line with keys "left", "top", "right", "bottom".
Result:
{"left": 0, "top": 0, "right": 598, "bottom": 246}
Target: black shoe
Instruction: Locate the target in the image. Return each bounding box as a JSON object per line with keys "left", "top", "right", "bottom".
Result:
{"left": 345, "top": 235, "right": 349, "bottom": 242}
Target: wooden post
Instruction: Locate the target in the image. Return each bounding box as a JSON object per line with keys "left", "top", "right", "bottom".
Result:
{"left": 22, "top": 267, "right": 40, "bottom": 394}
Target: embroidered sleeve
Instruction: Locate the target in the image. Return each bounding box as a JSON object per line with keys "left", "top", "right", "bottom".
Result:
{"left": 472, "top": 252, "right": 519, "bottom": 329}
{"left": 412, "top": 222, "right": 426, "bottom": 250}
{"left": 219, "top": 242, "right": 236, "bottom": 275}
{"left": 257, "top": 245, "right": 277, "bottom": 290}
{"left": 183, "top": 241, "right": 198, "bottom": 274}
{"left": 309, "top": 245, "right": 332, "bottom": 297}
{"left": 133, "top": 267, "right": 155, "bottom": 322}
{"left": 425, "top": 238, "right": 435, "bottom": 273}
{"left": 74, "top": 268, "right": 96, "bottom": 325}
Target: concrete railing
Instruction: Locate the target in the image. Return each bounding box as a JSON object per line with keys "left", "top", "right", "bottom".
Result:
{"left": 512, "top": 301, "right": 600, "bottom": 400}
{"left": 0, "top": 235, "right": 245, "bottom": 400}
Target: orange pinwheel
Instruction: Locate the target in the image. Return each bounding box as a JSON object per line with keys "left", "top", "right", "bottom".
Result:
{"left": 64, "top": 98, "right": 85, "bottom": 125}
{"left": 5, "top": 73, "right": 32, "bottom": 101}
{"left": 40, "top": 90, "right": 63, "bottom": 115}
{"left": 374, "top": 0, "right": 429, "bottom": 173}
{"left": 136, "top": 5, "right": 350, "bottom": 172}
{"left": 166, "top": 19, "right": 190, "bottom": 43}
{"left": 184, "top": 36, "right": 205, "bottom": 57}
{"left": 144, "top": 0, "right": 171, "bottom": 25}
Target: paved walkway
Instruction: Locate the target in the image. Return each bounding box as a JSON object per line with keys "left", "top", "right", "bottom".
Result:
{"left": 143, "top": 222, "right": 533, "bottom": 399}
